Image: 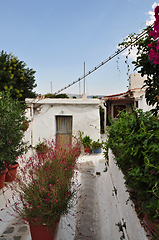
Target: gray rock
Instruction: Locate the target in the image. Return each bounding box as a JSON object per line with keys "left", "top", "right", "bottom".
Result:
{"left": 13, "top": 236, "right": 22, "bottom": 240}
{"left": 3, "top": 227, "right": 14, "bottom": 234}
{"left": 18, "top": 226, "right": 28, "bottom": 233}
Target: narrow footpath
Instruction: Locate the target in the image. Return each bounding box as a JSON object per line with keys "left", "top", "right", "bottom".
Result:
{"left": 0, "top": 152, "right": 151, "bottom": 240}
{"left": 74, "top": 161, "right": 100, "bottom": 239}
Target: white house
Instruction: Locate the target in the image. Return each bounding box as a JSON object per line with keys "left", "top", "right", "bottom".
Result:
{"left": 25, "top": 97, "right": 101, "bottom": 146}
{"left": 129, "top": 73, "right": 152, "bottom": 112}
{"left": 100, "top": 73, "right": 153, "bottom": 126}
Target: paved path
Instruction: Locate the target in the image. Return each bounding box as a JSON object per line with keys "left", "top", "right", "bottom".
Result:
{"left": 0, "top": 217, "right": 29, "bottom": 240}
{"left": 0, "top": 155, "right": 112, "bottom": 240}
{"left": 0, "top": 152, "right": 150, "bottom": 240}
{"left": 74, "top": 161, "right": 100, "bottom": 239}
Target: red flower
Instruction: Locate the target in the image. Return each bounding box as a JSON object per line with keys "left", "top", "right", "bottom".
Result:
{"left": 153, "top": 55, "right": 159, "bottom": 64}
{"left": 155, "top": 6, "right": 159, "bottom": 17}
{"left": 149, "top": 30, "right": 156, "bottom": 37}
{"left": 155, "top": 16, "right": 159, "bottom": 26}
{"left": 149, "top": 49, "right": 157, "bottom": 62}
{"left": 154, "top": 24, "right": 159, "bottom": 32}
{"left": 150, "top": 30, "right": 159, "bottom": 40}
{"left": 147, "top": 43, "right": 154, "bottom": 48}
{"left": 156, "top": 41, "right": 159, "bottom": 51}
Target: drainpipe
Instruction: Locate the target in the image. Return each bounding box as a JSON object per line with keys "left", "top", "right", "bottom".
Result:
{"left": 104, "top": 102, "right": 108, "bottom": 128}
{"left": 31, "top": 103, "right": 34, "bottom": 146}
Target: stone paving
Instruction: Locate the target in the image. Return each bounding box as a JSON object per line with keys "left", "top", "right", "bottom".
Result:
{"left": 74, "top": 161, "right": 100, "bottom": 239}
{"left": 0, "top": 160, "right": 102, "bottom": 240}
{"left": 0, "top": 217, "right": 30, "bottom": 240}
{"left": 0, "top": 151, "right": 150, "bottom": 240}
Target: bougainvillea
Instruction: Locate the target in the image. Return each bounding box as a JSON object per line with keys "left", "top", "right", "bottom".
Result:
{"left": 118, "top": 5, "right": 159, "bottom": 115}
{"left": 148, "top": 6, "right": 159, "bottom": 64}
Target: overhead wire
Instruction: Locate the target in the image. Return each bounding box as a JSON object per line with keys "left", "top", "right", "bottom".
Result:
{"left": 54, "top": 24, "right": 154, "bottom": 95}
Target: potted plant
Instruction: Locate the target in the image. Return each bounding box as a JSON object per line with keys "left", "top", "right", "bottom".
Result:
{"left": 92, "top": 139, "right": 102, "bottom": 154}
{"left": 0, "top": 161, "right": 8, "bottom": 189}
{"left": 34, "top": 141, "right": 50, "bottom": 162}
{"left": 11, "top": 139, "right": 81, "bottom": 240}
{"left": 0, "top": 89, "right": 28, "bottom": 182}
{"left": 23, "top": 120, "right": 29, "bottom": 131}
{"left": 82, "top": 135, "right": 92, "bottom": 154}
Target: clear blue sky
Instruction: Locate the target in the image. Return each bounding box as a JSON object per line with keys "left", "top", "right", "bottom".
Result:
{"left": 0, "top": 0, "right": 157, "bottom": 96}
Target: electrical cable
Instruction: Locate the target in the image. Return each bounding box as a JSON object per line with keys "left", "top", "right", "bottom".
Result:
{"left": 54, "top": 24, "right": 154, "bottom": 95}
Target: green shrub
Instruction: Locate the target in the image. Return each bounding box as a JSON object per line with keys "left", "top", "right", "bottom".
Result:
{"left": 82, "top": 135, "right": 92, "bottom": 148}
{"left": 0, "top": 89, "right": 28, "bottom": 170}
{"left": 104, "top": 109, "right": 159, "bottom": 220}
{"left": 92, "top": 139, "right": 102, "bottom": 149}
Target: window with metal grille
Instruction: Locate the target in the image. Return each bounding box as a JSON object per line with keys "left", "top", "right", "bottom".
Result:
{"left": 56, "top": 116, "right": 72, "bottom": 146}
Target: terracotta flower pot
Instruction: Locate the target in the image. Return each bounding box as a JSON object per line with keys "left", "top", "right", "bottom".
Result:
{"left": 0, "top": 168, "right": 8, "bottom": 189}
{"left": 5, "top": 163, "right": 19, "bottom": 182}
{"left": 143, "top": 213, "right": 159, "bottom": 238}
{"left": 29, "top": 218, "right": 60, "bottom": 240}
{"left": 23, "top": 121, "right": 29, "bottom": 131}
{"left": 84, "top": 146, "right": 91, "bottom": 154}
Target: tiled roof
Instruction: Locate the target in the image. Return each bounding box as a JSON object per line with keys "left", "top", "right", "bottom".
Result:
{"left": 99, "top": 87, "right": 146, "bottom": 100}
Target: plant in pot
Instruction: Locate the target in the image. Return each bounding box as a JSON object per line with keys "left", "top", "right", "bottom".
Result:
{"left": 23, "top": 120, "right": 29, "bottom": 131}
{"left": 34, "top": 141, "right": 50, "bottom": 162}
{"left": 10, "top": 138, "right": 81, "bottom": 240}
{"left": 82, "top": 135, "right": 92, "bottom": 154}
{"left": 0, "top": 89, "right": 29, "bottom": 183}
{"left": 92, "top": 139, "right": 102, "bottom": 154}
{"left": 0, "top": 158, "right": 8, "bottom": 189}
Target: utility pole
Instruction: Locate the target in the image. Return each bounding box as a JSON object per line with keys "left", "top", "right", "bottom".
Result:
{"left": 79, "top": 81, "right": 81, "bottom": 98}
{"left": 51, "top": 82, "right": 52, "bottom": 94}
{"left": 84, "top": 62, "right": 85, "bottom": 95}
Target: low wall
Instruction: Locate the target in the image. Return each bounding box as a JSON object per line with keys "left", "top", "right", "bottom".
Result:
{"left": 108, "top": 149, "right": 148, "bottom": 240}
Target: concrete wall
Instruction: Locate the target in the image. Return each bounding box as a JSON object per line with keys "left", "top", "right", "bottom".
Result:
{"left": 138, "top": 94, "right": 154, "bottom": 112}
{"left": 129, "top": 73, "right": 147, "bottom": 90}
{"left": 132, "top": 89, "right": 154, "bottom": 112}
{"left": 24, "top": 98, "right": 101, "bottom": 146}
{"left": 129, "top": 73, "right": 154, "bottom": 112}
{"left": 108, "top": 149, "right": 148, "bottom": 240}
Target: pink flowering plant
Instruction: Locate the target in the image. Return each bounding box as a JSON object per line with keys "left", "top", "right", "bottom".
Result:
{"left": 33, "top": 141, "right": 50, "bottom": 162}
{"left": 148, "top": 6, "right": 159, "bottom": 64}
{"left": 117, "top": 6, "right": 159, "bottom": 116}
{"left": 11, "top": 138, "right": 81, "bottom": 227}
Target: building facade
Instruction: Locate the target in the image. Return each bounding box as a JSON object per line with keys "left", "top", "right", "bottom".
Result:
{"left": 100, "top": 73, "right": 153, "bottom": 126}
{"left": 25, "top": 97, "right": 101, "bottom": 146}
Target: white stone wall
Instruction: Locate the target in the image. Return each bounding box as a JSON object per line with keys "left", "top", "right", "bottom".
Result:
{"left": 138, "top": 94, "right": 154, "bottom": 112}
{"left": 108, "top": 149, "right": 148, "bottom": 240}
{"left": 129, "top": 73, "right": 147, "bottom": 90}
{"left": 129, "top": 74, "right": 154, "bottom": 112}
{"left": 24, "top": 98, "right": 101, "bottom": 146}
